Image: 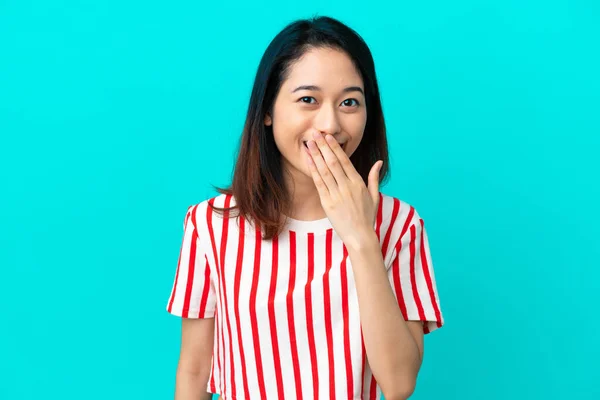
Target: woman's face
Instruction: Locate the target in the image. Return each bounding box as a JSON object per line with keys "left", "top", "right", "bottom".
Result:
{"left": 265, "top": 47, "right": 367, "bottom": 180}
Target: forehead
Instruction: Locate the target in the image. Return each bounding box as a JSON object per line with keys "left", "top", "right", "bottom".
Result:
{"left": 283, "top": 47, "right": 364, "bottom": 90}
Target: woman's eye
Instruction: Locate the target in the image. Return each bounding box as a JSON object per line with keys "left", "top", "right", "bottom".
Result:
{"left": 300, "top": 96, "right": 316, "bottom": 104}
{"left": 342, "top": 98, "right": 360, "bottom": 107}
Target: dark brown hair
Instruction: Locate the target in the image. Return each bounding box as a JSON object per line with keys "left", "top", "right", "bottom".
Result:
{"left": 211, "top": 15, "right": 390, "bottom": 240}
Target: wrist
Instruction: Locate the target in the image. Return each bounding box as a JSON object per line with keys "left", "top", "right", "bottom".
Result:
{"left": 344, "top": 229, "right": 380, "bottom": 254}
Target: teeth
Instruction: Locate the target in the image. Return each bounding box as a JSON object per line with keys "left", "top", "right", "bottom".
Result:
{"left": 302, "top": 140, "right": 346, "bottom": 149}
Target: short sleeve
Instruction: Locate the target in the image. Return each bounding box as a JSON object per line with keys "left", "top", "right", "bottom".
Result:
{"left": 387, "top": 209, "right": 444, "bottom": 334}
{"left": 166, "top": 203, "right": 217, "bottom": 318}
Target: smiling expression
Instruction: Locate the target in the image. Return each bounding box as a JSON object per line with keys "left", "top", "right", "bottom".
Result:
{"left": 265, "top": 46, "right": 367, "bottom": 180}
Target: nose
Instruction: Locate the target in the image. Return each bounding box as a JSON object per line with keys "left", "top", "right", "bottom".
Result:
{"left": 313, "top": 103, "right": 341, "bottom": 136}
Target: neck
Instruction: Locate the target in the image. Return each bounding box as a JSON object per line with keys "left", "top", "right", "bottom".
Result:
{"left": 283, "top": 161, "right": 327, "bottom": 221}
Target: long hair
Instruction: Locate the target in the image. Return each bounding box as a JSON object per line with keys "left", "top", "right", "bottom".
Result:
{"left": 212, "top": 16, "right": 390, "bottom": 240}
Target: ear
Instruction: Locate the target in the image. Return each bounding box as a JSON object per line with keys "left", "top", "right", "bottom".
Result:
{"left": 264, "top": 113, "right": 272, "bottom": 126}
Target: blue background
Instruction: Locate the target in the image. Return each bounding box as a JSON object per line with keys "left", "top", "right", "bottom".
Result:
{"left": 1, "top": 1, "right": 598, "bottom": 399}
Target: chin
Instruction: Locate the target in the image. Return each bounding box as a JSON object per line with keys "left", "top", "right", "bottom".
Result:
{"left": 296, "top": 162, "right": 312, "bottom": 178}
{"left": 280, "top": 156, "right": 310, "bottom": 179}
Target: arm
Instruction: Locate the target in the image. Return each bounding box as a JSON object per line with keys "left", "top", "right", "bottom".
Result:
{"left": 175, "top": 318, "right": 215, "bottom": 400}
{"left": 302, "top": 133, "right": 443, "bottom": 399}
{"left": 347, "top": 232, "right": 423, "bottom": 400}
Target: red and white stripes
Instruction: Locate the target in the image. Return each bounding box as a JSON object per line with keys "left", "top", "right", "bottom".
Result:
{"left": 167, "top": 193, "right": 444, "bottom": 399}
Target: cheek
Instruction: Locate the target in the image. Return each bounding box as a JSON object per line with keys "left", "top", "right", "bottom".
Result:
{"left": 346, "top": 142, "right": 358, "bottom": 157}
{"left": 347, "top": 131, "right": 365, "bottom": 156}
{"left": 345, "top": 116, "right": 366, "bottom": 150}
{"left": 272, "top": 110, "right": 311, "bottom": 142}
{"left": 275, "top": 109, "right": 309, "bottom": 130}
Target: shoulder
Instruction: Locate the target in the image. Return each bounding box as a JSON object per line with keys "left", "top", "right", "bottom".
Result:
{"left": 183, "top": 193, "right": 233, "bottom": 231}
{"left": 379, "top": 192, "right": 423, "bottom": 230}
{"left": 378, "top": 192, "right": 428, "bottom": 264}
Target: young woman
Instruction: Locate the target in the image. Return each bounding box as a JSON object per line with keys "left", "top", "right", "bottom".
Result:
{"left": 166, "top": 16, "right": 444, "bottom": 400}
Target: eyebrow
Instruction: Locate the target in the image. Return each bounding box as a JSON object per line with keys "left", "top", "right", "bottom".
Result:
{"left": 291, "top": 85, "right": 364, "bottom": 95}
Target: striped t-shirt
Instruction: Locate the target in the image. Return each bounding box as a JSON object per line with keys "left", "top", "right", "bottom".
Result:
{"left": 166, "top": 192, "right": 444, "bottom": 400}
